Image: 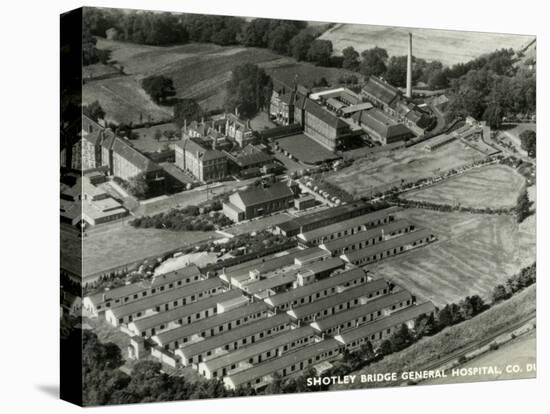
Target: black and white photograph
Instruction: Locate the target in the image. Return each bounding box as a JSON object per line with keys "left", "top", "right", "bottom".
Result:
{"left": 58, "top": 4, "right": 538, "bottom": 407}
{"left": 2, "top": 0, "right": 546, "bottom": 413}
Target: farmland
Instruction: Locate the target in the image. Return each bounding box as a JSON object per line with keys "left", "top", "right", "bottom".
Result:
{"left": 402, "top": 164, "right": 526, "bottom": 210}
{"left": 87, "top": 39, "right": 360, "bottom": 124}
{"left": 365, "top": 206, "right": 536, "bottom": 307}
{"left": 326, "top": 140, "right": 486, "bottom": 196}
{"left": 320, "top": 23, "right": 534, "bottom": 66}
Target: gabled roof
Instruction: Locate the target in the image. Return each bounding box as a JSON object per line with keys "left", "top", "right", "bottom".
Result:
{"left": 312, "top": 290, "right": 413, "bottom": 332}
{"left": 234, "top": 181, "right": 294, "bottom": 208}
{"left": 176, "top": 138, "right": 226, "bottom": 162}
{"left": 265, "top": 268, "right": 367, "bottom": 308}
{"left": 336, "top": 302, "right": 436, "bottom": 344}
{"left": 362, "top": 76, "right": 400, "bottom": 106}
{"left": 112, "top": 137, "right": 160, "bottom": 172}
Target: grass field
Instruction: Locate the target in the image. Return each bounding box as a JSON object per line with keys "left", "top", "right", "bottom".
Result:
{"left": 90, "top": 39, "right": 360, "bottom": 123}
{"left": 367, "top": 207, "right": 536, "bottom": 307}
{"left": 83, "top": 76, "right": 173, "bottom": 125}
{"left": 326, "top": 140, "right": 485, "bottom": 196}
{"left": 336, "top": 284, "right": 536, "bottom": 390}
{"left": 402, "top": 164, "right": 526, "bottom": 210}
{"left": 319, "top": 24, "right": 534, "bottom": 66}
{"left": 61, "top": 223, "right": 222, "bottom": 281}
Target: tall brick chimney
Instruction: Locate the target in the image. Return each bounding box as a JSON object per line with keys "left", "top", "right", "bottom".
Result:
{"left": 406, "top": 32, "right": 413, "bottom": 98}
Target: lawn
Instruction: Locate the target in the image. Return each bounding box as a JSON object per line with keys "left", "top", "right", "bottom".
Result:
{"left": 325, "top": 139, "right": 486, "bottom": 196}
{"left": 366, "top": 207, "right": 536, "bottom": 307}
{"left": 402, "top": 164, "right": 526, "bottom": 210}
{"left": 130, "top": 122, "right": 181, "bottom": 154}
{"left": 319, "top": 24, "right": 534, "bottom": 66}
{"left": 61, "top": 222, "right": 222, "bottom": 283}
{"left": 83, "top": 76, "right": 173, "bottom": 125}
{"left": 336, "top": 284, "right": 536, "bottom": 390}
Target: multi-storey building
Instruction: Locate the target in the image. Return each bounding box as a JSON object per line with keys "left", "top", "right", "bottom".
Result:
{"left": 175, "top": 138, "right": 228, "bottom": 182}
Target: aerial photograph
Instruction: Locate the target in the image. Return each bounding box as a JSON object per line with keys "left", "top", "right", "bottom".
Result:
{"left": 60, "top": 6, "right": 536, "bottom": 406}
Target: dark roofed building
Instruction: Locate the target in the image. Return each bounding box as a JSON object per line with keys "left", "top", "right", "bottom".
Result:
{"left": 175, "top": 137, "right": 228, "bottom": 182}
{"left": 303, "top": 98, "right": 351, "bottom": 151}
{"left": 361, "top": 76, "right": 401, "bottom": 109}
{"left": 223, "top": 181, "right": 297, "bottom": 222}
{"left": 353, "top": 108, "right": 415, "bottom": 145}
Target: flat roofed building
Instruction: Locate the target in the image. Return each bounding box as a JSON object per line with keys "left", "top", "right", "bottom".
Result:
{"left": 198, "top": 326, "right": 318, "bottom": 379}
{"left": 335, "top": 302, "right": 436, "bottom": 350}
{"left": 320, "top": 220, "right": 416, "bottom": 256}
{"left": 276, "top": 201, "right": 372, "bottom": 237}
{"left": 311, "top": 290, "right": 413, "bottom": 335}
{"left": 287, "top": 279, "right": 390, "bottom": 323}
{"left": 303, "top": 98, "right": 351, "bottom": 151}
{"left": 127, "top": 289, "right": 243, "bottom": 338}
{"left": 104, "top": 277, "right": 224, "bottom": 327}
{"left": 152, "top": 301, "right": 270, "bottom": 350}
{"left": 298, "top": 207, "right": 399, "bottom": 245}
{"left": 223, "top": 338, "right": 342, "bottom": 390}
{"left": 264, "top": 268, "right": 369, "bottom": 312}
{"left": 299, "top": 257, "right": 346, "bottom": 281}
{"left": 175, "top": 313, "right": 293, "bottom": 366}
{"left": 341, "top": 228, "right": 436, "bottom": 266}
{"left": 242, "top": 272, "right": 298, "bottom": 299}
{"left": 83, "top": 264, "right": 202, "bottom": 316}
{"left": 223, "top": 181, "right": 296, "bottom": 223}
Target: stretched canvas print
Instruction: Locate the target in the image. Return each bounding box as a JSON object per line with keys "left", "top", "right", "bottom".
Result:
{"left": 60, "top": 6, "right": 537, "bottom": 407}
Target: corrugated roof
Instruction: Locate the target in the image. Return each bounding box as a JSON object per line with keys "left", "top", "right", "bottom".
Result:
{"left": 265, "top": 268, "right": 367, "bottom": 308}
{"left": 337, "top": 302, "right": 436, "bottom": 344}
{"left": 225, "top": 338, "right": 341, "bottom": 387}
{"left": 342, "top": 228, "right": 435, "bottom": 262}
{"left": 299, "top": 207, "right": 399, "bottom": 242}
{"left": 108, "top": 278, "right": 223, "bottom": 318}
{"left": 288, "top": 279, "right": 389, "bottom": 320}
{"left": 177, "top": 313, "right": 293, "bottom": 359}
{"left": 154, "top": 301, "right": 270, "bottom": 345}
{"left": 313, "top": 290, "right": 413, "bottom": 331}
{"left": 129, "top": 290, "right": 243, "bottom": 333}
{"left": 321, "top": 219, "right": 413, "bottom": 252}
{"left": 202, "top": 326, "right": 317, "bottom": 373}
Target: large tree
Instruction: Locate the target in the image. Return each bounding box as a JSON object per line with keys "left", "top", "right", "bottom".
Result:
{"left": 225, "top": 63, "right": 272, "bottom": 118}
{"left": 289, "top": 31, "right": 315, "bottom": 61}
{"left": 142, "top": 75, "right": 176, "bottom": 105}
{"left": 360, "top": 47, "right": 388, "bottom": 78}
{"left": 83, "top": 101, "right": 105, "bottom": 122}
{"left": 174, "top": 98, "right": 204, "bottom": 128}
{"left": 384, "top": 55, "right": 408, "bottom": 87}
{"left": 342, "top": 46, "right": 360, "bottom": 71}
{"left": 307, "top": 39, "right": 333, "bottom": 66}
{"left": 520, "top": 130, "right": 536, "bottom": 158}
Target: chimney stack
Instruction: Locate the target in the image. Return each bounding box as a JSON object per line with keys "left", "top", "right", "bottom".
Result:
{"left": 406, "top": 33, "right": 413, "bottom": 98}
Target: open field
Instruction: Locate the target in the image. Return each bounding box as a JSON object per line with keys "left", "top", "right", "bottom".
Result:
{"left": 319, "top": 24, "right": 534, "bottom": 66}
{"left": 402, "top": 164, "right": 525, "bottom": 210}
{"left": 326, "top": 139, "right": 486, "bottom": 196}
{"left": 83, "top": 76, "right": 173, "bottom": 125}
{"left": 336, "top": 284, "right": 536, "bottom": 390}
{"left": 61, "top": 223, "right": 222, "bottom": 282}
{"left": 366, "top": 207, "right": 536, "bottom": 307}
{"left": 91, "top": 39, "right": 360, "bottom": 121}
